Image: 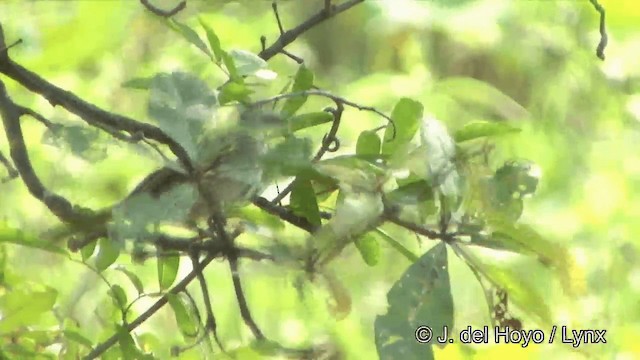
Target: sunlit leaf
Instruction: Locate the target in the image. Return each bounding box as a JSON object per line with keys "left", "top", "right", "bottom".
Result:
{"left": 356, "top": 130, "right": 382, "bottom": 158}
{"left": 288, "top": 111, "right": 333, "bottom": 133}
{"left": 0, "top": 286, "right": 58, "bottom": 332}
{"left": 354, "top": 232, "right": 381, "bottom": 266}
{"left": 454, "top": 120, "right": 521, "bottom": 143}
{"left": 198, "top": 17, "right": 224, "bottom": 62}
{"left": 375, "top": 242, "right": 452, "bottom": 360}
{"left": 166, "top": 293, "right": 198, "bottom": 338}
{"left": 63, "top": 329, "right": 93, "bottom": 349}
{"left": 115, "top": 266, "right": 145, "bottom": 295}
{"left": 456, "top": 244, "right": 553, "bottom": 325}
{"left": 229, "top": 49, "right": 268, "bottom": 77}
{"left": 221, "top": 52, "right": 239, "bottom": 80}
{"left": 0, "top": 222, "right": 68, "bottom": 255}
{"left": 261, "top": 136, "right": 313, "bottom": 177}
{"left": 218, "top": 80, "right": 253, "bottom": 105}
{"left": 435, "top": 77, "right": 529, "bottom": 120}
{"left": 157, "top": 253, "right": 180, "bottom": 290}
{"left": 116, "top": 324, "right": 143, "bottom": 360}
{"left": 121, "top": 76, "right": 153, "bottom": 90}
{"left": 382, "top": 98, "right": 423, "bottom": 156}
{"left": 94, "top": 238, "right": 121, "bottom": 272}
{"left": 281, "top": 65, "right": 314, "bottom": 118}
{"left": 166, "top": 19, "right": 213, "bottom": 59}
{"left": 148, "top": 72, "right": 218, "bottom": 161}
{"left": 314, "top": 155, "right": 388, "bottom": 193}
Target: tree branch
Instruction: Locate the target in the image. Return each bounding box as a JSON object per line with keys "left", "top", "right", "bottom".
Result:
{"left": 589, "top": 0, "right": 607, "bottom": 61}
{"left": 0, "top": 23, "right": 193, "bottom": 172}
{"left": 140, "top": 0, "right": 186, "bottom": 18}
{"left": 259, "top": 0, "right": 366, "bottom": 61}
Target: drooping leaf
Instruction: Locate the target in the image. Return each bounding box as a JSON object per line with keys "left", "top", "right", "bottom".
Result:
{"left": 375, "top": 229, "right": 419, "bottom": 263}
{"left": 456, "top": 244, "right": 553, "bottom": 326}
{"left": 166, "top": 293, "right": 198, "bottom": 338}
{"left": 94, "top": 238, "right": 121, "bottom": 272}
{"left": 108, "top": 284, "right": 128, "bottom": 309}
{"left": 166, "top": 19, "right": 213, "bottom": 59}
{"left": 62, "top": 329, "right": 93, "bottom": 349}
{"left": 228, "top": 49, "right": 269, "bottom": 77}
{"left": 375, "top": 242, "right": 452, "bottom": 360}
{"left": 198, "top": 17, "right": 224, "bottom": 62}
{"left": 435, "top": 77, "right": 529, "bottom": 120}
{"left": 80, "top": 240, "right": 97, "bottom": 262}
{"left": 454, "top": 120, "right": 521, "bottom": 143}
{"left": 115, "top": 266, "right": 145, "bottom": 295}
{"left": 387, "top": 179, "right": 435, "bottom": 205}
{"left": 290, "top": 176, "right": 322, "bottom": 227}
{"left": 116, "top": 324, "right": 144, "bottom": 360}
{"left": 148, "top": 72, "right": 218, "bottom": 161}
{"left": 0, "top": 286, "right": 58, "bottom": 332}
{"left": 157, "top": 253, "right": 180, "bottom": 290}
{"left": 0, "top": 222, "right": 68, "bottom": 255}
{"left": 281, "top": 65, "right": 314, "bottom": 118}
{"left": 354, "top": 232, "right": 381, "bottom": 266}
{"left": 356, "top": 130, "right": 382, "bottom": 159}
{"left": 221, "top": 51, "right": 240, "bottom": 80}
{"left": 382, "top": 98, "right": 423, "bottom": 156}
{"left": 288, "top": 111, "right": 333, "bottom": 133}
{"left": 121, "top": 77, "right": 153, "bottom": 90}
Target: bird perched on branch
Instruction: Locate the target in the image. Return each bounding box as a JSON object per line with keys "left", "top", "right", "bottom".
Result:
{"left": 52, "top": 108, "right": 283, "bottom": 244}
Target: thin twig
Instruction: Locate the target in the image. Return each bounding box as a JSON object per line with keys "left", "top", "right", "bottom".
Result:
{"left": 140, "top": 0, "right": 186, "bottom": 17}
{"left": 272, "top": 2, "right": 285, "bottom": 35}
{"left": 189, "top": 251, "right": 225, "bottom": 351}
{"left": 259, "top": 0, "right": 365, "bottom": 61}
{"left": 0, "top": 149, "right": 18, "bottom": 183}
{"left": 83, "top": 251, "right": 220, "bottom": 360}
{"left": 252, "top": 196, "right": 319, "bottom": 233}
{"left": 588, "top": 0, "right": 607, "bottom": 60}
{"left": 0, "top": 38, "right": 22, "bottom": 54}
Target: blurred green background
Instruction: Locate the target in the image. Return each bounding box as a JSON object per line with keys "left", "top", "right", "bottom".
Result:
{"left": 0, "top": 0, "right": 639, "bottom": 359}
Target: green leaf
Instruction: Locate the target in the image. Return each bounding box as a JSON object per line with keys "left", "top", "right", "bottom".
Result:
{"left": 115, "top": 266, "right": 145, "bottom": 295}
{"left": 80, "top": 240, "right": 97, "bottom": 262}
{"left": 121, "top": 77, "right": 153, "bottom": 90}
{"left": 375, "top": 242, "right": 452, "bottom": 360}
{"left": 453, "top": 120, "right": 521, "bottom": 143}
{"left": 354, "top": 232, "right": 381, "bottom": 266}
{"left": 261, "top": 136, "right": 313, "bottom": 178}
{"left": 382, "top": 98, "right": 423, "bottom": 156}
{"left": 228, "top": 49, "right": 268, "bottom": 77}
{"left": 281, "top": 65, "right": 314, "bottom": 118}
{"left": 198, "top": 17, "right": 224, "bottom": 62}
{"left": 63, "top": 329, "right": 93, "bottom": 349}
{"left": 356, "top": 130, "right": 382, "bottom": 157}
{"left": 94, "top": 238, "right": 121, "bottom": 272}
{"left": 116, "top": 324, "right": 142, "bottom": 360}
{"left": 157, "top": 254, "right": 180, "bottom": 290}
{"left": 288, "top": 111, "right": 333, "bottom": 133}
{"left": 218, "top": 80, "right": 253, "bottom": 105}
{"left": 166, "top": 19, "right": 212, "bottom": 59}
{"left": 387, "top": 179, "right": 434, "bottom": 205}
{"left": 290, "top": 176, "right": 322, "bottom": 227}
{"left": 166, "top": 293, "right": 198, "bottom": 338}
{"left": 456, "top": 244, "right": 553, "bottom": 326}
{"left": 148, "top": 72, "right": 217, "bottom": 161}
{"left": 0, "top": 286, "right": 58, "bottom": 332}
{"left": 434, "top": 77, "right": 529, "bottom": 120}
{"left": 108, "top": 284, "right": 128, "bottom": 309}
{"left": 42, "top": 124, "right": 107, "bottom": 162}
{"left": 0, "top": 222, "right": 68, "bottom": 255}
{"left": 221, "top": 52, "right": 239, "bottom": 80}
{"left": 314, "top": 155, "right": 388, "bottom": 193}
